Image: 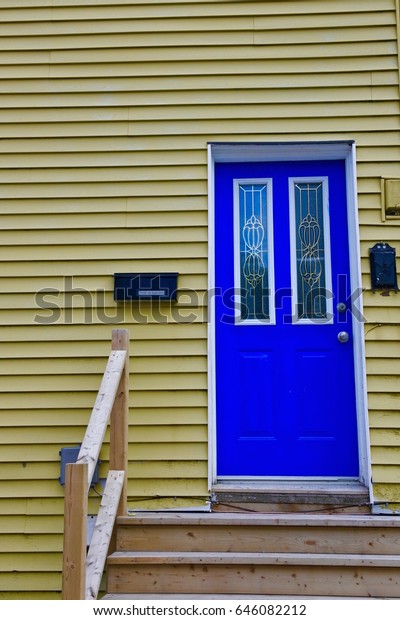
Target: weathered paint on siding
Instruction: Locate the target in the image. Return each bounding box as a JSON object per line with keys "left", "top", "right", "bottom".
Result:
{"left": 0, "top": 0, "right": 399, "bottom": 599}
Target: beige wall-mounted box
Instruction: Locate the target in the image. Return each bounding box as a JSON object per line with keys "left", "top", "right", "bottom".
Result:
{"left": 382, "top": 178, "right": 400, "bottom": 219}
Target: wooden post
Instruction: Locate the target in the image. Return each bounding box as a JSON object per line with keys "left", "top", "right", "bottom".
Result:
{"left": 62, "top": 462, "right": 88, "bottom": 600}
{"left": 109, "top": 329, "right": 129, "bottom": 517}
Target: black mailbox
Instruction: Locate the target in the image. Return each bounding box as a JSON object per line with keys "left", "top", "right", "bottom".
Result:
{"left": 369, "top": 243, "right": 398, "bottom": 290}
{"left": 114, "top": 273, "right": 178, "bottom": 302}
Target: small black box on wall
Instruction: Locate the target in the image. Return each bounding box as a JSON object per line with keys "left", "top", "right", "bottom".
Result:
{"left": 369, "top": 243, "right": 398, "bottom": 290}
{"left": 114, "top": 273, "right": 178, "bottom": 301}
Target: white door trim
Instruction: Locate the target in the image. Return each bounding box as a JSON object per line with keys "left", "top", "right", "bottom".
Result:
{"left": 207, "top": 141, "right": 373, "bottom": 501}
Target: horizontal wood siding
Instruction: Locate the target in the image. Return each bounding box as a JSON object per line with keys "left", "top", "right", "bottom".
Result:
{"left": 0, "top": 0, "right": 399, "bottom": 598}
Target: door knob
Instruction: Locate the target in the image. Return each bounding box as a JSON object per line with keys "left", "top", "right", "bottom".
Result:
{"left": 337, "top": 331, "right": 349, "bottom": 343}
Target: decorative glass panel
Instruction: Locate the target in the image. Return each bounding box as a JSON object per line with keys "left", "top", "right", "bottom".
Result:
{"left": 294, "top": 181, "right": 328, "bottom": 320}
{"left": 238, "top": 183, "right": 270, "bottom": 321}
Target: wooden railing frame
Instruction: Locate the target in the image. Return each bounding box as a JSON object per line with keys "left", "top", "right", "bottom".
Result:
{"left": 62, "top": 329, "right": 129, "bottom": 600}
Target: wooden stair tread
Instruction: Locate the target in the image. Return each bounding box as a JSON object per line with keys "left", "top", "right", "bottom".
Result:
{"left": 120, "top": 513, "right": 400, "bottom": 528}
{"left": 108, "top": 551, "right": 400, "bottom": 567}
{"left": 102, "top": 594, "right": 369, "bottom": 600}
{"left": 107, "top": 514, "right": 400, "bottom": 598}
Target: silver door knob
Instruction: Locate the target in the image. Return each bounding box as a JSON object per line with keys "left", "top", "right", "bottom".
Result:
{"left": 338, "top": 331, "right": 349, "bottom": 343}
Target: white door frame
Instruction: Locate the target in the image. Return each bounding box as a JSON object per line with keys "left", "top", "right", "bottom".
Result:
{"left": 207, "top": 141, "right": 373, "bottom": 499}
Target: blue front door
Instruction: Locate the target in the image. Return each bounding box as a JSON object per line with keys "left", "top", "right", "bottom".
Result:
{"left": 214, "top": 159, "right": 359, "bottom": 477}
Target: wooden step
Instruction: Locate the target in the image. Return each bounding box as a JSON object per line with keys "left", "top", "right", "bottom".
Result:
{"left": 102, "top": 594, "right": 371, "bottom": 600}
{"left": 116, "top": 513, "right": 400, "bottom": 556}
{"left": 106, "top": 551, "right": 400, "bottom": 598}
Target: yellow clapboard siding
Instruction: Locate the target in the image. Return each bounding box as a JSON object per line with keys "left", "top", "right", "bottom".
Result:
{"left": 367, "top": 359, "right": 400, "bottom": 374}
{"left": 0, "top": 533, "right": 62, "bottom": 552}
{"left": 0, "top": 10, "right": 396, "bottom": 37}
{"left": 363, "top": 293, "right": 400, "bottom": 307}
{"left": 46, "top": 40, "right": 398, "bottom": 65}
{"left": 129, "top": 443, "right": 207, "bottom": 460}
{"left": 0, "top": 308, "right": 207, "bottom": 327}
{"left": 0, "top": 573, "right": 61, "bottom": 592}
{"left": 357, "top": 163, "right": 400, "bottom": 179}
{"left": 0, "top": 288, "right": 208, "bottom": 308}
{"left": 372, "top": 483, "right": 400, "bottom": 501}
{"left": 0, "top": 515, "right": 62, "bottom": 534}
{"left": 0, "top": 243, "right": 208, "bottom": 262}
{"left": 0, "top": 442, "right": 84, "bottom": 466}
{"left": 0, "top": 32, "right": 255, "bottom": 53}
{"left": 0, "top": 355, "right": 206, "bottom": 375}
{"left": 0, "top": 24, "right": 396, "bottom": 52}
{"left": 0, "top": 135, "right": 207, "bottom": 152}
{"left": 372, "top": 447, "right": 400, "bottom": 465}
{"left": 360, "top": 226, "right": 400, "bottom": 241}
{"left": 0, "top": 390, "right": 208, "bottom": 411}
{"left": 0, "top": 131, "right": 400, "bottom": 166}
{"left": 0, "top": 463, "right": 61, "bottom": 480}
{"left": 370, "top": 429, "right": 400, "bottom": 446}
{"left": 127, "top": 478, "right": 208, "bottom": 497}
{"left": 359, "top": 209, "right": 392, "bottom": 225}
{"left": 128, "top": 460, "right": 207, "bottom": 479}
{"left": 0, "top": 442, "right": 207, "bottom": 463}
{"left": 0, "top": 116, "right": 399, "bottom": 144}
{"left": 369, "top": 411, "right": 400, "bottom": 428}
{"left": 0, "top": 16, "right": 257, "bottom": 38}
{"left": 0, "top": 179, "right": 207, "bottom": 199}
{"left": 0, "top": 372, "right": 207, "bottom": 392}
{"left": 0, "top": 195, "right": 207, "bottom": 214}
{"left": 0, "top": 593, "right": 60, "bottom": 600}
{"left": 0, "top": 165, "right": 209, "bottom": 186}
{"left": 365, "top": 325, "right": 400, "bottom": 340}
{"left": 367, "top": 376, "right": 400, "bottom": 393}
{"left": 0, "top": 406, "right": 207, "bottom": 427}
{"left": 0, "top": 83, "right": 398, "bottom": 110}
{"left": 128, "top": 423, "right": 208, "bottom": 441}
{"left": 0, "top": 258, "right": 207, "bottom": 277}
{"left": 1, "top": 53, "right": 398, "bottom": 79}
{"left": 0, "top": 130, "right": 397, "bottom": 160}
{"left": 0, "top": 553, "right": 61, "bottom": 572}
{"left": 0, "top": 496, "right": 95, "bottom": 516}
{"left": 0, "top": 421, "right": 207, "bottom": 443}
{"left": 132, "top": 373, "right": 207, "bottom": 391}
{"left": 360, "top": 342, "right": 399, "bottom": 358}
{"left": 0, "top": 69, "right": 397, "bottom": 95}
{"left": 369, "top": 394, "right": 400, "bottom": 411}
{"left": 0, "top": 148, "right": 206, "bottom": 168}
{"left": 0, "top": 107, "right": 398, "bottom": 136}
{"left": 0, "top": 209, "right": 207, "bottom": 230}
{"left": 0, "top": 271, "right": 206, "bottom": 291}
{"left": 372, "top": 466, "right": 400, "bottom": 483}
{"left": 130, "top": 407, "right": 208, "bottom": 426}
{"left": 0, "top": 409, "right": 92, "bottom": 428}
{"left": 363, "top": 308, "right": 400, "bottom": 324}
{"left": 135, "top": 357, "right": 207, "bottom": 373}
{"left": 1, "top": 53, "right": 397, "bottom": 79}
{"left": 0, "top": 425, "right": 96, "bottom": 444}
{"left": 0, "top": 322, "right": 207, "bottom": 341}
{"left": 0, "top": 0, "right": 394, "bottom": 19}
{"left": 0, "top": 340, "right": 206, "bottom": 360}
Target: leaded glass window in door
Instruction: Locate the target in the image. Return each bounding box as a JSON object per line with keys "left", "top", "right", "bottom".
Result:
{"left": 234, "top": 180, "right": 274, "bottom": 323}
{"left": 289, "top": 178, "right": 333, "bottom": 322}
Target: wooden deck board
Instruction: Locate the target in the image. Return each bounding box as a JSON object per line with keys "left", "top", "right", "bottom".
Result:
{"left": 108, "top": 551, "right": 400, "bottom": 567}
{"left": 120, "top": 513, "right": 400, "bottom": 528}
